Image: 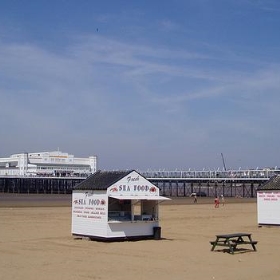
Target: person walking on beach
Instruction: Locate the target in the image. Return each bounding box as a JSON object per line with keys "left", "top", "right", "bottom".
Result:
{"left": 214, "top": 196, "right": 220, "bottom": 208}
{"left": 220, "top": 195, "right": 225, "bottom": 206}
{"left": 194, "top": 194, "right": 198, "bottom": 203}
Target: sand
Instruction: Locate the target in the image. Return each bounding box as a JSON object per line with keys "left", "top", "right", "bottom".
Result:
{"left": 0, "top": 196, "right": 279, "bottom": 280}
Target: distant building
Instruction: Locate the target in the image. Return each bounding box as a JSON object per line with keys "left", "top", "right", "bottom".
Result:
{"left": 0, "top": 151, "right": 97, "bottom": 177}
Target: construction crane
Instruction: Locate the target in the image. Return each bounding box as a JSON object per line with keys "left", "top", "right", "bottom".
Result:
{"left": 221, "top": 153, "right": 227, "bottom": 171}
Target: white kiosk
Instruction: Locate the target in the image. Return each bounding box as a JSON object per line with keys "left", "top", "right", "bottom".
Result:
{"left": 71, "top": 170, "right": 170, "bottom": 240}
{"left": 257, "top": 175, "right": 280, "bottom": 226}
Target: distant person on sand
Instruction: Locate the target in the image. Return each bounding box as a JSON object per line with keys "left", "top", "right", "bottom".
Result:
{"left": 194, "top": 194, "right": 197, "bottom": 203}
{"left": 220, "top": 195, "right": 225, "bottom": 206}
{"left": 214, "top": 196, "right": 220, "bottom": 208}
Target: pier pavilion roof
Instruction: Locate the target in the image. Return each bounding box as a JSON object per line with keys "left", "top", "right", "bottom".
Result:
{"left": 258, "top": 175, "right": 280, "bottom": 190}
{"left": 73, "top": 170, "right": 133, "bottom": 190}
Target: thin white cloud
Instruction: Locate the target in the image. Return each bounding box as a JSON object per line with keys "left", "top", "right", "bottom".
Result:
{"left": 1, "top": 32, "right": 280, "bottom": 169}
{"left": 158, "top": 19, "right": 180, "bottom": 32}
{"left": 247, "top": 0, "right": 280, "bottom": 13}
{"left": 1, "top": 35, "right": 279, "bottom": 104}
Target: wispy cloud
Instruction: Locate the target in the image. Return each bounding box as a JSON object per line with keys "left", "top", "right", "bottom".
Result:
{"left": 158, "top": 19, "right": 180, "bottom": 32}
{"left": 1, "top": 30, "right": 280, "bottom": 168}
{"left": 247, "top": 0, "right": 280, "bottom": 13}
{"left": 1, "top": 34, "right": 280, "bottom": 123}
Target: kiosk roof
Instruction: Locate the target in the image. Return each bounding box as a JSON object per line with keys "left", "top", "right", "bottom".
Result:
{"left": 73, "top": 170, "right": 135, "bottom": 190}
{"left": 258, "top": 175, "right": 280, "bottom": 191}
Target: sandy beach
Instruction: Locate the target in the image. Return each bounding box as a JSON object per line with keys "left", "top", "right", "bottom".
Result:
{"left": 0, "top": 195, "right": 279, "bottom": 280}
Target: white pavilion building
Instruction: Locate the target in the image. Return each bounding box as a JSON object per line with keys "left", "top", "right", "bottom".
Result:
{"left": 0, "top": 150, "right": 97, "bottom": 177}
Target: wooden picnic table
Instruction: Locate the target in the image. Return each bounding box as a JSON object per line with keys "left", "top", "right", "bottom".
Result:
{"left": 210, "top": 233, "right": 258, "bottom": 254}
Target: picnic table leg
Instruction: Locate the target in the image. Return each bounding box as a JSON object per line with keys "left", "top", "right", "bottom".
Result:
{"left": 211, "top": 239, "right": 218, "bottom": 251}
{"left": 226, "top": 239, "right": 235, "bottom": 254}
{"left": 237, "top": 236, "right": 244, "bottom": 243}
{"left": 248, "top": 235, "right": 257, "bottom": 251}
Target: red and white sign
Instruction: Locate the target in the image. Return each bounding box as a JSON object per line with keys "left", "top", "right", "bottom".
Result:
{"left": 107, "top": 171, "right": 159, "bottom": 197}
{"left": 257, "top": 191, "right": 280, "bottom": 225}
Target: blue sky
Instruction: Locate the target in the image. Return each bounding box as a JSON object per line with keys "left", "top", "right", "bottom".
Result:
{"left": 1, "top": 0, "right": 280, "bottom": 171}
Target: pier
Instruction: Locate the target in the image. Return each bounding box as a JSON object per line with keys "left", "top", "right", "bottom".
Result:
{"left": 0, "top": 176, "right": 84, "bottom": 194}
{"left": 0, "top": 168, "right": 278, "bottom": 197}
{"left": 143, "top": 168, "right": 276, "bottom": 198}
